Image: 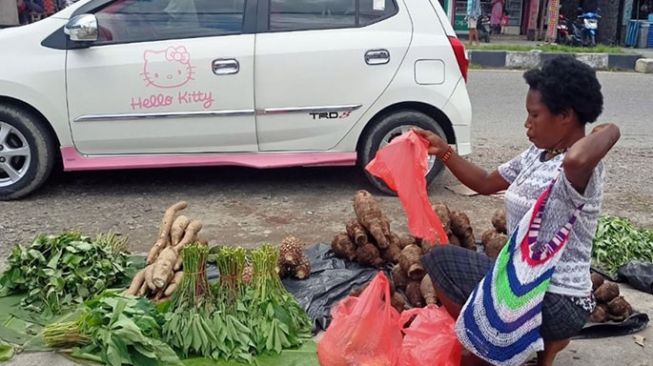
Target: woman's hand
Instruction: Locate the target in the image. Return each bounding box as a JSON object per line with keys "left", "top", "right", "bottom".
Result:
{"left": 413, "top": 128, "right": 449, "bottom": 156}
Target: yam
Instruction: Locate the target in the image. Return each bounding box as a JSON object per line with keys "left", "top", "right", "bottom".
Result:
{"left": 391, "top": 264, "right": 408, "bottom": 291}
{"left": 151, "top": 247, "right": 177, "bottom": 289}
{"left": 405, "top": 281, "right": 425, "bottom": 308}
{"left": 591, "top": 272, "right": 605, "bottom": 291}
{"left": 420, "top": 274, "right": 438, "bottom": 305}
{"left": 492, "top": 208, "right": 507, "bottom": 234}
{"left": 356, "top": 243, "right": 384, "bottom": 268}
{"left": 607, "top": 296, "right": 632, "bottom": 318}
{"left": 144, "top": 264, "right": 156, "bottom": 291}
{"left": 353, "top": 190, "right": 391, "bottom": 249}
{"left": 170, "top": 215, "right": 191, "bottom": 246}
{"left": 346, "top": 220, "right": 369, "bottom": 246}
{"left": 146, "top": 201, "right": 188, "bottom": 264}
{"left": 594, "top": 282, "right": 620, "bottom": 303}
{"left": 381, "top": 244, "right": 402, "bottom": 264}
{"left": 174, "top": 220, "right": 203, "bottom": 251}
{"left": 389, "top": 233, "right": 403, "bottom": 249}
{"left": 399, "top": 245, "right": 426, "bottom": 281}
{"left": 590, "top": 304, "right": 609, "bottom": 323}
{"left": 331, "top": 233, "right": 357, "bottom": 262}
{"left": 485, "top": 233, "right": 508, "bottom": 259}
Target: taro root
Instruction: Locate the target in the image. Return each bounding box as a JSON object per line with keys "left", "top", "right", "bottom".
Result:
{"left": 448, "top": 233, "right": 461, "bottom": 246}
{"left": 432, "top": 202, "right": 452, "bottom": 234}
{"left": 591, "top": 272, "right": 605, "bottom": 291}
{"left": 607, "top": 296, "right": 633, "bottom": 320}
{"left": 353, "top": 190, "right": 391, "bottom": 249}
{"left": 293, "top": 255, "right": 311, "bottom": 280}
{"left": 331, "top": 233, "right": 357, "bottom": 262}
{"left": 346, "top": 220, "right": 368, "bottom": 246}
{"left": 450, "top": 211, "right": 476, "bottom": 250}
{"left": 484, "top": 233, "right": 508, "bottom": 259}
{"left": 492, "top": 208, "right": 508, "bottom": 234}
{"left": 356, "top": 243, "right": 384, "bottom": 268}
{"left": 590, "top": 304, "right": 609, "bottom": 323}
{"left": 381, "top": 244, "right": 402, "bottom": 265}
{"left": 399, "top": 245, "right": 426, "bottom": 280}
{"left": 405, "top": 281, "right": 425, "bottom": 308}
{"left": 391, "top": 292, "right": 408, "bottom": 313}
{"left": 420, "top": 274, "right": 438, "bottom": 305}
{"left": 594, "top": 282, "right": 620, "bottom": 303}
{"left": 481, "top": 229, "right": 500, "bottom": 246}
{"left": 391, "top": 264, "right": 408, "bottom": 291}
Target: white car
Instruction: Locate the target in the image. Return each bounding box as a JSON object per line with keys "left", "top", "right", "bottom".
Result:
{"left": 0, "top": 0, "right": 471, "bottom": 200}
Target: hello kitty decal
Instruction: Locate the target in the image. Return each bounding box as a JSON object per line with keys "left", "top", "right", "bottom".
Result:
{"left": 142, "top": 46, "right": 194, "bottom": 88}
{"left": 131, "top": 46, "right": 214, "bottom": 110}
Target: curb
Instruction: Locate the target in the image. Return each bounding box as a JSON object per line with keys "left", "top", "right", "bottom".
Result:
{"left": 470, "top": 50, "right": 644, "bottom": 71}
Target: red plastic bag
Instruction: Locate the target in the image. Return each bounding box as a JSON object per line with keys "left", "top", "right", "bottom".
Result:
{"left": 317, "top": 272, "right": 403, "bottom": 366}
{"left": 365, "top": 131, "right": 447, "bottom": 243}
{"left": 398, "top": 305, "right": 462, "bottom": 366}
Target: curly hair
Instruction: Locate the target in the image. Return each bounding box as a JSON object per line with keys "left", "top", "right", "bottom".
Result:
{"left": 523, "top": 56, "right": 603, "bottom": 124}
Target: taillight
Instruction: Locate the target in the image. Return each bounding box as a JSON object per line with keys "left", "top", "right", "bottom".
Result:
{"left": 448, "top": 36, "right": 469, "bottom": 82}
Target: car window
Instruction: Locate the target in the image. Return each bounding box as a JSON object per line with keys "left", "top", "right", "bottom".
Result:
{"left": 269, "top": 0, "right": 356, "bottom": 31}
{"left": 95, "top": 0, "right": 246, "bottom": 44}
{"left": 358, "top": 0, "right": 397, "bottom": 26}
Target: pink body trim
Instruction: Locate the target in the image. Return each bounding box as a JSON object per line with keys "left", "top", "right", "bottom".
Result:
{"left": 60, "top": 147, "right": 357, "bottom": 171}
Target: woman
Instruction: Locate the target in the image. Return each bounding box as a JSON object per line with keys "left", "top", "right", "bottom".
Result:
{"left": 490, "top": 0, "right": 505, "bottom": 34}
{"left": 416, "top": 56, "right": 620, "bottom": 366}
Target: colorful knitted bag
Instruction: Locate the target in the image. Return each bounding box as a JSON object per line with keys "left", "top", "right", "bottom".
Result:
{"left": 455, "top": 176, "right": 583, "bottom": 366}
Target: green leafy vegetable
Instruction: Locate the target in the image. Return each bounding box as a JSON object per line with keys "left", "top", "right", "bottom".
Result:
{"left": 43, "top": 290, "right": 181, "bottom": 366}
{"left": 592, "top": 216, "right": 653, "bottom": 274}
{"left": 164, "top": 244, "right": 216, "bottom": 359}
{"left": 0, "top": 232, "right": 133, "bottom": 315}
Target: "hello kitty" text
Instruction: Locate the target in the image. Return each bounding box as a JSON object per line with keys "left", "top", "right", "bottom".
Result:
{"left": 130, "top": 90, "right": 215, "bottom": 110}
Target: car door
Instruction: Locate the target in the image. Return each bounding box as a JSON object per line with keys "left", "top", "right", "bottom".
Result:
{"left": 254, "top": 0, "right": 411, "bottom": 151}
{"left": 66, "top": 0, "right": 258, "bottom": 155}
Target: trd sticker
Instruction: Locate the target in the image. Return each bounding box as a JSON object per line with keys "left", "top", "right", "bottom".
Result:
{"left": 309, "top": 111, "right": 351, "bottom": 120}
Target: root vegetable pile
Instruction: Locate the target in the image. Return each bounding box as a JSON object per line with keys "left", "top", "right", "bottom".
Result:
{"left": 276, "top": 236, "right": 312, "bottom": 280}
{"left": 125, "top": 201, "right": 204, "bottom": 301}
{"left": 331, "top": 190, "right": 407, "bottom": 268}
{"left": 589, "top": 274, "right": 634, "bottom": 323}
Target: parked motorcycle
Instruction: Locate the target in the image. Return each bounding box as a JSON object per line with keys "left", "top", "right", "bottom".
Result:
{"left": 565, "top": 11, "right": 601, "bottom": 47}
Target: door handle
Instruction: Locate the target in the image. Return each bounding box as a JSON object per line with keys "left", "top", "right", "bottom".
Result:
{"left": 212, "top": 59, "right": 239, "bottom": 75}
{"left": 365, "top": 49, "right": 390, "bottom": 65}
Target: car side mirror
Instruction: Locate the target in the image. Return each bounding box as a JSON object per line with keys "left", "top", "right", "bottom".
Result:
{"left": 64, "top": 14, "right": 98, "bottom": 42}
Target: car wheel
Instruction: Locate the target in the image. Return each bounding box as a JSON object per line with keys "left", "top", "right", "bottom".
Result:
{"left": 360, "top": 110, "right": 448, "bottom": 195}
{"left": 0, "top": 105, "right": 56, "bottom": 200}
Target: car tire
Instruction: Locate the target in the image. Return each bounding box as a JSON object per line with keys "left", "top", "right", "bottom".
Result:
{"left": 0, "top": 105, "right": 56, "bottom": 201}
{"left": 360, "top": 110, "right": 448, "bottom": 195}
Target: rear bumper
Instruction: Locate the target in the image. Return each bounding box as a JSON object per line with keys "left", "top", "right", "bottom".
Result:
{"left": 443, "top": 78, "right": 472, "bottom": 156}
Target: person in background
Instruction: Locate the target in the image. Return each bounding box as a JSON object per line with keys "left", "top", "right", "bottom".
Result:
{"left": 490, "top": 0, "right": 505, "bottom": 34}
{"left": 467, "top": 0, "right": 482, "bottom": 46}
